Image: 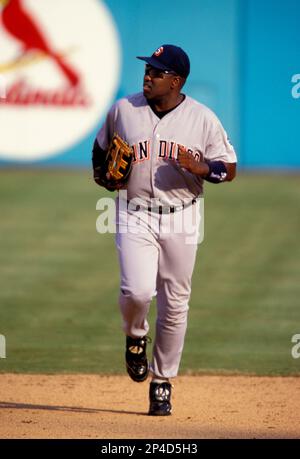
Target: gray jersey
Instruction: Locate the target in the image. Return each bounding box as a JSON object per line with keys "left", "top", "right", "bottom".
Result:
{"left": 97, "top": 92, "right": 237, "bottom": 204}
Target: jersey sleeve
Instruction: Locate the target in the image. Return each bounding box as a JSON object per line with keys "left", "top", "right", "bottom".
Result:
{"left": 96, "top": 103, "right": 118, "bottom": 150}
{"left": 204, "top": 115, "right": 237, "bottom": 163}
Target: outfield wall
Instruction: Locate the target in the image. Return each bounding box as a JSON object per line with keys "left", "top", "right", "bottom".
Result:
{"left": 0, "top": 0, "right": 299, "bottom": 167}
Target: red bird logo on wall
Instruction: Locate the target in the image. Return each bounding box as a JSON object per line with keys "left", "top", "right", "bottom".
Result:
{"left": 0, "top": 0, "right": 80, "bottom": 86}
{"left": 0, "top": 0, "right": 120, "bottom": 161}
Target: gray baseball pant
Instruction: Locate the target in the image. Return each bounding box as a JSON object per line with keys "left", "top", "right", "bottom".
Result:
{"left": 116, "top": 200, "right": 200, "bottom": 379}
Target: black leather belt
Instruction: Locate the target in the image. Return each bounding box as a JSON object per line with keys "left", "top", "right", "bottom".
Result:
{"left": 127, "top": 198, "right": 197, "bottom": 214}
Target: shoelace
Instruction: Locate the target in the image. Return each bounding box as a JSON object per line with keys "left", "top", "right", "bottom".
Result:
{"left": 154, "top": 384, "right": 171, "bottom": 401}
{"left": 128, "top": 336, "right": 152, "bottom": 355}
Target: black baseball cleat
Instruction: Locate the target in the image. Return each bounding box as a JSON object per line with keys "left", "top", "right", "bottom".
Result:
{"left": 125, "top": 335, "right": 151, "bottom": 382}
{"left": 148, "top": 381, "right": 172, "bottom": 416}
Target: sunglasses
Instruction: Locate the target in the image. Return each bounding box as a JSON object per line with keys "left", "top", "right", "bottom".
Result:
{"left": 145, "top": 65, "right": 178, "bottom": 79}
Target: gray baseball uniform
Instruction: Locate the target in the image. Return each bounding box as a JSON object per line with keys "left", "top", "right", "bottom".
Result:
{"left": 97, "top": 92, "right": 237, "bottom": 379}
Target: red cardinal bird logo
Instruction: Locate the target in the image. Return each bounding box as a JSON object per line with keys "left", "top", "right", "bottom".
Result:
{"left": 1, "top": 0, "right": 80, "bottom": 86}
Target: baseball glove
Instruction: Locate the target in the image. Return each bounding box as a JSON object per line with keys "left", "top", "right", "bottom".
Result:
{"left": 93, "top": 133, "right": 133, "bottom": 191}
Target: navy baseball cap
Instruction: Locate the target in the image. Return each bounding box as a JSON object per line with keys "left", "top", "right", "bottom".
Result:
{"left": 137, "top": 44, "right": 190, "bottom": 78}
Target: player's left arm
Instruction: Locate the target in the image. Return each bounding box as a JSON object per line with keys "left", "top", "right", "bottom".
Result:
{"left": 178, "top": 115, "right": 237, "bottom": 183}
{"left": 177, "top": 147, "right": 236, "bottom": 183}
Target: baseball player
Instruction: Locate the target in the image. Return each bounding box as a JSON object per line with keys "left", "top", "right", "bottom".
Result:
{"left": 92, "top": 44, "right": 237, "bottom": 416}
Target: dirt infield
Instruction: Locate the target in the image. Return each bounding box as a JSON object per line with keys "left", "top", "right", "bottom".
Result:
{"left": 0, "top": 374, "right": 299, "bottom": 439}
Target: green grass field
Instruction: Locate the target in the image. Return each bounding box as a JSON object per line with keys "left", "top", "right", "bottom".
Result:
{"left": 0, "top": 169, "right": 299, "bottom": 375}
